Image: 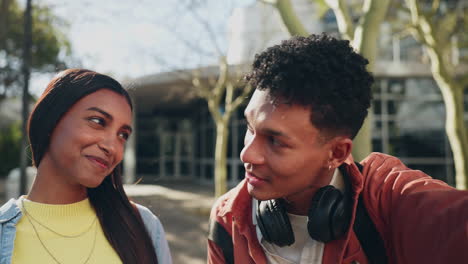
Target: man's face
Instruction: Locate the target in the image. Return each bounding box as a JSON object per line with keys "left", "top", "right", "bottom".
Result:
{"left": 241, "top": 89, "right": 334, "bottom": 204}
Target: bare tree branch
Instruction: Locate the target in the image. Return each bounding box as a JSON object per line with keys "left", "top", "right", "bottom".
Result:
{"left": 213, "top": 56, "right": 228, "bottom": 100}
{"left": 459, "top": 75, "right": 468, "bottom": 89}
{"left": 259, "top": 0, "right": 277, "bottom": 5}
{"left": 192, "top": 69, "right": 210, "bottom": 98}
{"left": 207, "top": 103, "right": 222, "bottom": 123}
{"left": 406, "top": 0, "right": 436, "bottom": 48}
{"left": 275, "top": 0, "right": 309, "bottom": 36}
{"left": 187, "top": 5, "right": 223, "bottom": 56}
{"left": 225, "top": 82, "right": 234, "bottom": 106}
{"left": 325, "top": 0, "right": 354, "bottom": 40}
{"left": 151, "top": 55, "right": 196, "bottom": 86}
{"left": 231, "top": 83, "right": 253, "bottom": 111}
{"left": 435, "top": 12, "right": 458, "bottom": 50}
{"left": 431, "top": 0, "right": 441, "bottom": 15}
{"left": 161, "top": 26, "right": 217, "bottom": 58}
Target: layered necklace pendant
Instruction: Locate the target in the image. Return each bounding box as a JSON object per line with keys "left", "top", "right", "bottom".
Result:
{"left": 21, "top": 199, "right": 98, "bottom": 264}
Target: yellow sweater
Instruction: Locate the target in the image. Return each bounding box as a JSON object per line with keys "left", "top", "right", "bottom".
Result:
{"left": 12, "top": 197, "right": 122, "bottom": 264}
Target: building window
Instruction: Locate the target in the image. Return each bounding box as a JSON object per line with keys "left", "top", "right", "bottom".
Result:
{"left": 373, "top": 77, "right": 456, "bottom": 185}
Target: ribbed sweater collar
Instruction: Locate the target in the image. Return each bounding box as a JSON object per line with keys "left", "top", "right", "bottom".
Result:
{"left": 19, "top": 196, "right": 95, "bottom": 219}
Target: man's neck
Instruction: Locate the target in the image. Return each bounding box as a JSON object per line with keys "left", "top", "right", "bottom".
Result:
{"left": 283, "top": 168, "right": 340, "bottom": 215}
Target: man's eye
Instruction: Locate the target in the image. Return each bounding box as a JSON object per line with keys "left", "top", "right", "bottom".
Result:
{"left": 269, "top": 136, "right": 283, "bottom": 147}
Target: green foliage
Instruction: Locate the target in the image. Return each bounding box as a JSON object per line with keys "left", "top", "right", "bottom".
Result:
{"left": 0, "top": 122, "right": 22, "bottom": 177}
{"left": 0, "top": 0, "right": 71, "bottom": 98}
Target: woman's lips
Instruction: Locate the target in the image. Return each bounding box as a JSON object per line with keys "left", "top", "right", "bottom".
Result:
{"left": 86, "top": 156, "right": 109, "bottom": 169}
{"left": 245, "top": 172, "right": 267, "bottom": 187}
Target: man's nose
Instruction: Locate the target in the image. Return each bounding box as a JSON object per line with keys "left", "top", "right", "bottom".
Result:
{"left": 240, "top": 133, "right": 265, "bottom": 165}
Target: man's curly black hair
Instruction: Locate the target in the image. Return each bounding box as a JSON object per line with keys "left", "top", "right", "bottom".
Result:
{"left": 245, "top": 33, "right": 373, "bottom": 139}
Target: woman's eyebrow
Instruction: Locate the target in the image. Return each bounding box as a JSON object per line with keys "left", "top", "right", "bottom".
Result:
{"left": 123, "top": 124, "right": 133, "bottom": 133}
{"left": 86, "top": 107, "right": 133, "bottom": 132}
{"left": 87, "top": 107, "right": 112, "bottom": 120}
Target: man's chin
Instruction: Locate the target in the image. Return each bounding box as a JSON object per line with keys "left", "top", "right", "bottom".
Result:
{"left": 247, "top": 184, "right": 276, "bottom": 201}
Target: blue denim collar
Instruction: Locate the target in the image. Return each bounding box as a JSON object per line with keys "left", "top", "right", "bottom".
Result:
{"left": 0, "top": 198, "right": 22, "bottom": 224}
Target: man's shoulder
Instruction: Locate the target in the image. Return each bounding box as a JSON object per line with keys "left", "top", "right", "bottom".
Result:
{"left": 361, "top": 152, "right": 403, "bottom": 166}
{"left": 359, "top": 152, "right": 453, "bottom": 200}
{"left": 360, "top": 152, "right": 416, "bottom": 181}
{"left": 210, "top": 180, "right": 251, "bottom": 220}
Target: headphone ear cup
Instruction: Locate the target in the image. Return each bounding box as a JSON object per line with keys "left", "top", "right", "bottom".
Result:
{"left": 256, "top": 199, "right": 295, "bottom": 247}
{"left": 307, "top": 186, "right": 342, "bottom": 242}
{"left": 329, "top": 195, "right": 351, "bottom": 240}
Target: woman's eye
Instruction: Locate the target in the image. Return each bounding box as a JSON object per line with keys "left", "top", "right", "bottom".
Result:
{"left": 88, "top": 117, "right": 105, "bottom": 126}
{"left": 119, "top": 132, "right": 129, "bottom": 141}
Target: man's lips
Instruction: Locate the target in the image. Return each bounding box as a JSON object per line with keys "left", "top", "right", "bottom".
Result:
{"left": 245, "top": 172, "right": 268, "bottom": 186}
{"left": 86, "top": 155, "right": 110, "bottom": 169}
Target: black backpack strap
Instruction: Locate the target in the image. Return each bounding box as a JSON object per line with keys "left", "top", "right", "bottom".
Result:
{"left": 353, "top": 162, "right": 388, "bottom": 264}
{"left": 208, "top": 219, "right": 234, "bottom": 264}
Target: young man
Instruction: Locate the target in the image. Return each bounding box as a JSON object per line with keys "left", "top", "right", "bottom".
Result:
{"left": 207, "top": 34, "right": 468, "bottom": 264}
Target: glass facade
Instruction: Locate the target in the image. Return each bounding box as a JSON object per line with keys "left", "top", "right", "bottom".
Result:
{"left": 226, "top": 77, "right": 463, "bottom": 186}
{"left": 136, "top": 114, "right": 195, "bottom": 183}
{"left": 136, "top": 77, "right": 466, "bottom": 187}
{"left": 372, "top": 77, "right": 465, "bottom": 185}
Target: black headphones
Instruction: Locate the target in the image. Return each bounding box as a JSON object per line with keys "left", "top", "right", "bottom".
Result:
{"left": 256, "top": 164, "right": 352, "bottom": 247}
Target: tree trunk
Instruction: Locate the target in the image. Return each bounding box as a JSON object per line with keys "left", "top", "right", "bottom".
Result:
{"left": 426, "top": 48, "right": 468, "bottom": 189}
{"left": 214, "top": 120, "right": 230, "bottom": 197}
{"left": 351, "top": 0, "right": 390, "bottom": 161}
{"left": 275, "top": 0, "right": 309, "bottom": 37}
{"left": 20, "top": 0, "right": 32, "bottom": 195}
{"left": 353, "top": 0, "right": 390, "bottom": 70}
{"left": 0, "top": 0, "right": 12, "bottom": 49}
{"left": 442, "top": 86, "right": 468, "bottom": 189}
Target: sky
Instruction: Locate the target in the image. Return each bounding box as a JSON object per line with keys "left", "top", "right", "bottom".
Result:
{"left": 31, "top": 0, "right": 254, "bottom": 95}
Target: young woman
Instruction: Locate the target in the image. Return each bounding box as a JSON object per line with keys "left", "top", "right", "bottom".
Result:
{"left": 0, "top": 69, "right": 172, "bottom": 263}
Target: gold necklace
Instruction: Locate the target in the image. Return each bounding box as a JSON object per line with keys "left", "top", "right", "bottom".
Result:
{"left": 21, "top": 199, "right": 98, "bottom": 264}
{"left": 22, "top": 199, "right": 97, "bottom": 238}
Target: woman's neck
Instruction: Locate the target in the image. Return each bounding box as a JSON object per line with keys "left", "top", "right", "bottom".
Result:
{"left": 27, "top": 166, "right": 87, "bottom": 204}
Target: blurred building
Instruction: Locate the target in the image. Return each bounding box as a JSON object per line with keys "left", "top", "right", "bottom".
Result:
{"left": 127, "top": 0, "right": 466, "bottom": 187}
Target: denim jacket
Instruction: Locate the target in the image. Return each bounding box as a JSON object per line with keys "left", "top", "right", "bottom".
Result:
{"left": 0, "top": 198, "right": 172, "bottom": 264}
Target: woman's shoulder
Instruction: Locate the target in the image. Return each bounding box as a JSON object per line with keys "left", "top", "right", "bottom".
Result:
{"left": 134, "top": 203, "right": 162, "bottom": 227}
{"left": 133, "top": 202, "right": 173, "bottom": 263}
{"left": 0, "top": 198, "right": 22, "bottom": 223}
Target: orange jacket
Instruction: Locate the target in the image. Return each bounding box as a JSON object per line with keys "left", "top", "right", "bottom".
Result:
{"left": 207, "top": 153, "right": 468, "bottom": 264}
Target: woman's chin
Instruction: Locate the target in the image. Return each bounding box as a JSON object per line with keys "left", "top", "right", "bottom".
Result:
{"left": 81, "top": 177, "right": 107, "bottom": 189}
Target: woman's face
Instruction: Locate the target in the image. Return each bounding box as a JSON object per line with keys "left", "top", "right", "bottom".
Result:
{"left": 39, "top": 89, "right": 133, "bottom": 189}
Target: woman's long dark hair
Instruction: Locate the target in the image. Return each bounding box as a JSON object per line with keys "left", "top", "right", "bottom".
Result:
{"left": 28, "top": 69, "right": 158, "bottom": 264}
{"left": 88, "top": 166, "right": 158, "bottom": 264}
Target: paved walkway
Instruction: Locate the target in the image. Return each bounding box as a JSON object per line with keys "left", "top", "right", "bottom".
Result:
{"left": 125, "top": 181, "right": 215, "bottom": 264}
